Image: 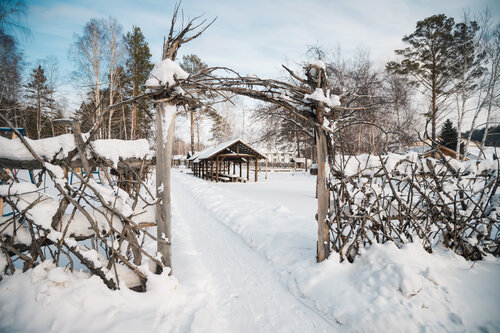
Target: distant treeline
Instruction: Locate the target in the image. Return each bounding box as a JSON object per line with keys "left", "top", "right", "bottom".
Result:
{"left": 464, "top": 126, "right": 500, "bottom": 147}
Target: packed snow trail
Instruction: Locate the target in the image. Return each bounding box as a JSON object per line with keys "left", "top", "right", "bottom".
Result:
{"left": 170, "top": 174, "right": 337, "bottom": 332}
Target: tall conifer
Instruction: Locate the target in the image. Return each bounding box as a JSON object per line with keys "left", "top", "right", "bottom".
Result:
{"left": 124, "top": 26, "right": 153, "bottom": 139}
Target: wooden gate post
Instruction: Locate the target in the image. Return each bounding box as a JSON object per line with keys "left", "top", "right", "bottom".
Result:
{"left": 315, "top": 120, "right": 330, "bottom": 262}
{"left": 155, "top": 102, "right": 176, "bottom": 273}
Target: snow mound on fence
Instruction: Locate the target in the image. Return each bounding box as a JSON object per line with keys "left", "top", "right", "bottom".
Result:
{"left": 337, "top": 152, "right": 498, "bottom": 177}
{"left": 0, "top": 134, "right": 77, "bottom": 160}
{"left": 92, "top": 139, "right": 152, "bottom": 167}
{"left": 174, "top": 170, "right": 500, "bottom": 332}
{"left": 0, "top": 135, "right": 153, "bottom": 164}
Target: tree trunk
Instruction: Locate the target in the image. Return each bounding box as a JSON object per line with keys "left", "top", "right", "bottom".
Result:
{"left": 196, "top": 117, "right": 201, "bottom": 151}
{"left": 456, "top": 94, "right": 465, "bottom": 160}
{"left": 190, "top": 109, "right": 195, "bottom": 153}
{"left": 481, "top": 57, "right": 499, "bottom": 155}
{"left": 431, "top": 78, "right": 437, "bottom": 147}
{"left": 155, "top": 102, "right": 176, "bottom": 273}
{"left": 315, "top": 127, "right": 330, "bottom": 262}
{"left": 132, "top": 79, "right": 137, "bottom": 140}
{"left": 37, "top": 90, "right": 41, "bottom": 139}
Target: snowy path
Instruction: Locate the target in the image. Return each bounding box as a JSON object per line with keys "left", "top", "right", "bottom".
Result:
{"left": 171, "top": 175, "right": 337, "bottom": 333}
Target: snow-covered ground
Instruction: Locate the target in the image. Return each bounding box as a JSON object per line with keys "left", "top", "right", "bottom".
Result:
{"left": 1, "top": 170, "right": 499, "bottom": 332}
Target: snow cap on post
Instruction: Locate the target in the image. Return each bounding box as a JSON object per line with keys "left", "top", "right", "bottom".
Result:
{"left": 145, "top": 59, "right": 189, "bottom": 88}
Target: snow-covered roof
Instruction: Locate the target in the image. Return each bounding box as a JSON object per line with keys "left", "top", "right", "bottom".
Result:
{"left": 173, "top": 155, "right": 186, "bottom": 161}
{"left": 189, "top": 139, "right": 266, "bottom": 163}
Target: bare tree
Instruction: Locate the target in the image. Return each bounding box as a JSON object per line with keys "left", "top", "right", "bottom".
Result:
{"left": 451, "top": 13, "right": 486, "bottom": 159}
{"left": 39, "top": 55, "right": 64, "bottom": 136}
{"left": 0, "top": 0, "right": 27, "bottom": 129}
{"left": 106, "top": 17, "right": 125, "bottom": 138}
{"left": 480, "top": 22, "right": 500, "bottom": 152}
{"left": 462, "top": 12, "right": 500, "bottom": 158}
{"left": 69, "top": 18, "right": 107, "bottom": 138}
{"left": 383, "top": 72, "right": 418, "bottom": 152}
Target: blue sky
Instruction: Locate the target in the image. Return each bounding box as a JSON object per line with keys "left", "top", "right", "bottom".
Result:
{"left": 21, "top": 0, "right": 500, "bottom": 110}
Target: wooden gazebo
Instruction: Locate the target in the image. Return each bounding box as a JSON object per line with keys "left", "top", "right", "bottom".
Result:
{"left": 188, "top": 139, "right": 266, "bottom": 182}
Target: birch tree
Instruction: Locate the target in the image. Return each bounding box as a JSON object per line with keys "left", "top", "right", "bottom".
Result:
{"left": 480, "top": 22, "right": 500, "bottom": 152}
{"left": 451, "top": 15, "right": 485, "bottom": 159}
{"left": 106, "top": 17, "right": 125, "bottom": 138}
{"left": 69, "top": 18, "right": 107, "bottom": 138}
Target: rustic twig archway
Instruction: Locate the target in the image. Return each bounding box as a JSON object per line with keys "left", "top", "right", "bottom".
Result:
{"left": 0, "top": 4, "right": 372, "bottom": 291}
{"left": 147, "top": 4, "right": 373, "bottom": 265}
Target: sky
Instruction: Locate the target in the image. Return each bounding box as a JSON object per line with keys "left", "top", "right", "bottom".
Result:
{"left": 18, "top": 0, "right": 500, "bottom": 136}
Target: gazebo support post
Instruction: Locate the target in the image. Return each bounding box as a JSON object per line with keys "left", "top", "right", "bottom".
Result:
{"left": 254, "top": 157, "right": 258, "bottom": 182}
{"left": 246, "top": 158, "right": 250, "bottom": 181}
{"left": 210, "top": 159, "right": 213, "bottom": 181}
{"left": 216, "top": 155, "right": 219, "bottom": 183}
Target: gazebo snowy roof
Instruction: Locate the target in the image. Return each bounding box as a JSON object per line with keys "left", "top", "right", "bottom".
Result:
{"left": 188, "top": 139, "right": 266, "bottom": 163}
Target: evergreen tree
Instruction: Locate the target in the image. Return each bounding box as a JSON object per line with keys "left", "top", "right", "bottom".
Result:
{"left": 387, "top": 14, "right": 457, "bottom": 147}
{"left": 25, "top": 65, "right": 53, "bottom": 138}
{"left": 180, "top": 54, "right": 208, "bottom": 152}
{"left": 209, "top": 110, "right": 233, "bottom": 144}
{"left": 0, "top": 0, "right": 27, "bottom": 130}
{"left": 124, "top": 26, "right": 153, "bottom": 139}
{"left": 438, "top": 119, "right": 458, "bottom": 150}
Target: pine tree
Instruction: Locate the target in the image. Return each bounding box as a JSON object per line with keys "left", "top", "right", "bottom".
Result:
{"left": 209, "top": 110, "right": 233, "bottom": 144}
{"left": 124, "top": 26, "right": 153, "bottom": 139}
{"left": 438, "top": 119, "right": 458, "bottom": 150}
{"left": 387, "top": 14, "right": 457, "bottom": 147}
{"left": 25, "top": 65, "right": 54, "bottom": 138}
{"left": 180, "top": 54, "right": 208, "bottom": 153}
